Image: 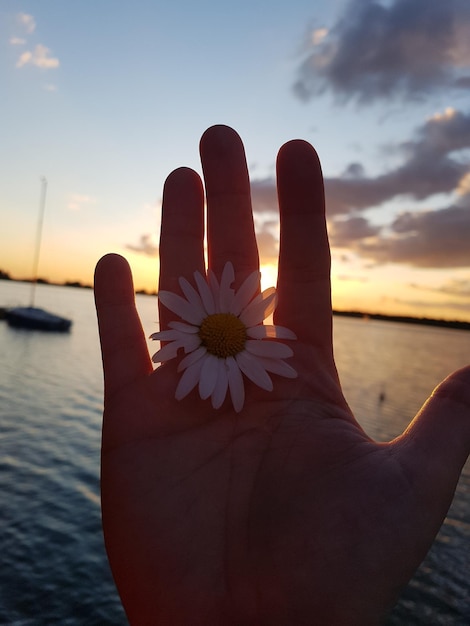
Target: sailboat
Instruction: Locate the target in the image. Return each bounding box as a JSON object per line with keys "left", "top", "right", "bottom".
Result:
{"left": 6, "top": 178, "right": 72, "bottom": 332}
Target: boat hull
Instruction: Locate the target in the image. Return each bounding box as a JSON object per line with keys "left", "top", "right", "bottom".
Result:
{"left": 5, "top": 307, "right": 72, "bottom": 332}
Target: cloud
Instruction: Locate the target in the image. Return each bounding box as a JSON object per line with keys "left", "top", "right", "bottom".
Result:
{"left": 17, "top": 13, "right": 36, "bottom": 34}
{"left": 325, "top": 107, "right": 470, "bottom": 214}
{"left": 244, "top": 108, "right": 470, "bottom": 268}
{"left": 11, "top": 14, "right": 60, "bottom": 76}
{"left": 16, "top": 44, "right": 60, "bottom": 70}
{"left": 356, "top": 203, "right": 470, "bottom": 268}
{"left": 251, "top": 179, "right": 279, "bottom": 214}
{"left": 410, "top": 279, "right": 470, "bottom": 298}
{"left": 311, "top": 28, "right": 328, "bottom": 46}
{"left": 329, "top": 216, "right": 381, "bottom": 247}
{"left": 337, "top": 274, "right": 369, "bottom": 283}
{"left": 391, "top": 295, "right": 470, "bottom": 313}
{"left": 127, "top": 222, "right": 279, "bottom": 264}
{"left": 250, "top": 108, "right": 470, "bottom": 218}
{"left": 457, "top": 172, "right": 470, "bottom": 196}
{"left": 67, "top": 194, "right": 96, "bottom": 211}
{"left": 255, "top": 223, "right": 279, "bottom": 263}
{"left": 293, "top": 0, "right": 470, "bottom": 103}
{"left": 247, "top": 109, "right": 470, "bottom": 270}
{"left": 126, "top": 234, "right": 159, "bottom": 257}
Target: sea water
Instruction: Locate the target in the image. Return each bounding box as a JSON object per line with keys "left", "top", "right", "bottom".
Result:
{"left": 0, "top": 281, "right": 469, "bottom": 625}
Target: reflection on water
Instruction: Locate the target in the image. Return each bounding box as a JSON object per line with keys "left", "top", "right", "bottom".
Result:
{"left": 334, "top": 316, "right": 470, "bottom": 440}
{"left": 0, "top": 282, "right": 126, "bottom": 625}
{"left": 0, "top": 282, "right": 469, "bottom": 624}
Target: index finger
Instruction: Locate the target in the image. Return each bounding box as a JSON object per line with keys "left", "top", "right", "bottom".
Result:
{"left": 158, "top": 167, "right": 205, "bottom": 330}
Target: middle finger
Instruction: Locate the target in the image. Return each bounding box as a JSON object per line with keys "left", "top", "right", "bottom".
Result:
{"left": 200, "top": 125, "right": 259, "bottom": 287}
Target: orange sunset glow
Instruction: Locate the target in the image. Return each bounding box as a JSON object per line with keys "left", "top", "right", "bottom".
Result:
{"left": 1, "top": 2, "right": 469, "bottom": 323}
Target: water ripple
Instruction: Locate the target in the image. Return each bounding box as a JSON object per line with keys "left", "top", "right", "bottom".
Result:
{"left": 0, "top": 283, "right": 469, "bottom": 623}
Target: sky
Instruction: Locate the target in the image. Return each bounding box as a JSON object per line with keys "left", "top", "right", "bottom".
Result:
{"left": 1, "top": 0, "right": 470, "bottom": 321}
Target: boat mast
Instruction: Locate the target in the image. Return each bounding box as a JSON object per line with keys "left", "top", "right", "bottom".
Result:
{"left": 30, "top": 176, "right": 47, "bottom": 308}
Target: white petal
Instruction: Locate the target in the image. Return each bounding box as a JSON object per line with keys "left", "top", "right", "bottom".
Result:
{"left": 219, "top": 262, "right": 235, "bottom": 312}
{"left": 178, "top": 278, "right": 206, "bottom": 318}
{"left": 262, "top": 288, "right": 278, "bottom": 318}
{"left": 177, "top": 346, "right": 207, "bottom": 372}
{"left": 229, "top": 269, "right": 260, "bottom": 316}
{"left": 194, "top": 271, "right": 216, "bottom": 315}
{"left": 207, "top": 269, "right": 219, "bottom": 307}
{"left": 168, "top": 321, "right": 200, "bottom": 334}
{"left": 235, "top": 351, "right": 273, "bottom": 392}
{"left": 181, "top": 333, "right": 202, "bottom": 353}
{"left": 149, "top": 329, "right": 184, "bottom": 341}
{"left": 246, "top": 324, "right": 297, "bottom": 340}
{"left": 151, "top": 341, "right": 181, "bottom": 363}
{"left": 221, "top": 288, "right": 235, "bottom": 313}
{"left": 175, "top": 357, "right": 206, "bottom": 400}
{"left": 226, "top": 356, "right": 245, "bottom": 413}
{"left": 239, "top": 288, "right": 277, "bottom": 327}
{"left": 245, "top": 340, "right": 293, "bottom": 359}
{"left": 220, "top": 261, "right": 235, "bottom": 289}
{"left": 256, "top": 357, "right": 297, "bottom": 379}
{"left": 211, "top": 359, "right": 229, "bottom": 409}
{"left": 199, "top": 353, "right": 219, "bottom": 399}
{"left": 158, "top": 291, "right": 204, "bottom": 325}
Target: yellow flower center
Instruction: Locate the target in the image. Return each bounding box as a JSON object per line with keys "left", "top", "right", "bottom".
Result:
{"left": 198, "top": 313, "right": 247, "bottom": 358}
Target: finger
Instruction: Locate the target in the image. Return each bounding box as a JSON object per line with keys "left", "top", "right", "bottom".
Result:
{"left": 275, "top": 140, "right": 333, "bottom": 356}
{"left": 158, "top": 167, "right": 205, "bottom": 330}
{"left": 94, "top": 254, "right": 152, "bottom": 400}
{"left": 397, "top": 366, "right": 470, "bottom": 491}
{"left": 200, "top": 125, "right": 259, "bottom": 286}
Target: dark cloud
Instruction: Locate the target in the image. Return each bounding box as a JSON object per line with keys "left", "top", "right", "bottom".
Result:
{"left": 251, "top": 179, "right": 279, "bottom": 214}
{"left": 251, "top": 109, "right": 470, "bottom": 217}
{"left": 456, "top": 76, "right": 470, "bottom": 88}
{"left": 343, "top": 163, "right": 365, "bottom": 178}
{"left": 128, "top": 108, "right": 470, "bottom": 270}
{"left": 293, "top": 0, "right": 470, "bottom": 103}
{"left": 126, "top": 234, "right": 158, "bottom": 257}
{"left": 356, "top": 204, "right": 470, "bottom": 267}
{"left": 329, "top": 216, "right": 381, "bottom": 247}
{"left": 126, "top": 227, "right": 279, "bottom": 265}
{"left": 326, "top": 108, "right": 470, "bottom": 214}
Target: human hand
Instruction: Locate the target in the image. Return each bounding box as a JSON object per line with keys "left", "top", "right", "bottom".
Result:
{"left": 94, "top": 125, "right": 470, "bottom": 625}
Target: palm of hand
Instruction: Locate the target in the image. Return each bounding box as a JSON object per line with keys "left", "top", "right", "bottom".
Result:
{"left": 95, "top": 126, "right": 470, "bottom": 625}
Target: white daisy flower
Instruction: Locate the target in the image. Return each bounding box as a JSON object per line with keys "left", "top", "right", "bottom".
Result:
{"left": 150, "top": 261, "right": 297, "bottom": 412}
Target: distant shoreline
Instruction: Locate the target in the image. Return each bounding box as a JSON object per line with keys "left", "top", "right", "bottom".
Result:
{"left": 1, "top": 275, "right": 469, "bottom": 331}
{"left": 0, "top": 273, "right": 94, "bottom": 290}
{"left": 332, "top": 309, "right": 470, "bottom": 332}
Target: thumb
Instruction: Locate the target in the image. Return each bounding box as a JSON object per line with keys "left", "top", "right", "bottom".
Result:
{"left": 395, "top": 366, "right": 470, "bottom": 508}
